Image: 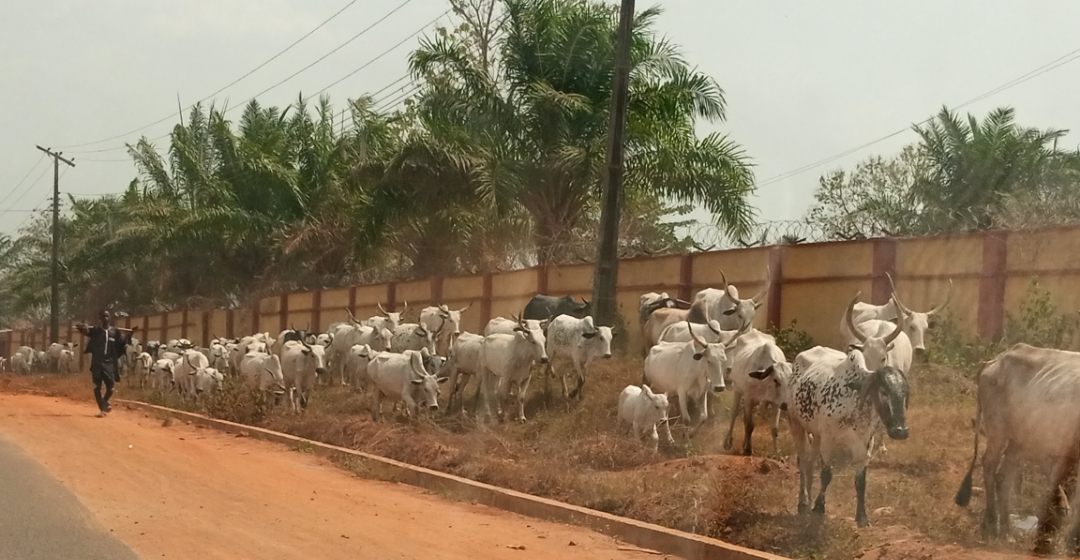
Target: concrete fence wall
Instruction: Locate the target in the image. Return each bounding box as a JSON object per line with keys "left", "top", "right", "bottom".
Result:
{"left": 7, "top": 225, "right": 1080, "bottom": 369}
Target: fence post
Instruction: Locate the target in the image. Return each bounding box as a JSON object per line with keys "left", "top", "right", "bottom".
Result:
{"left": 766, "top": 246, "right": 784, "bottom": 330}
{"left": 348, "top": 286, "right": 357, "bottom": 319}
{"left": 871, "top": 238, "right": 898, "bottom": 305}
{"left": 251, "top": 302, "right": 260, "bottom": 335}
{"left": 387, "top": 283, "right": 398, "bottom": 312}
{"left": 142, "top": 316, "right": 150, "bottom": 342}
{"left": 431, "top": 277, "right": 444, "bottom": 305}
{"left": 480, "top": 273, "right": 493, "bottom": 327}
{"left": 181, "top": 309, "right": 189, "bottom": 340}
{"left": 978, "top": 231, "right": 1009, "bottom": 340}
{"left": 536, "top": 267, "right": 548, "bottom": 295}
{"left": 678, "top": 254, "right": 694, "bottom": 302}
{"left": 201, "top": 311, "right": 210, "bottom": 347}
{"left": 160, "top": 312, "right": 168, "bottom": 343}
{"left": 310, "top": 290, "right": 322, "bottom": 333}
{"left": 226, "top": 309, "right": 234, "bottom": 339}
{"left": 279, "top": 294, "right": 289, "bottom": 333}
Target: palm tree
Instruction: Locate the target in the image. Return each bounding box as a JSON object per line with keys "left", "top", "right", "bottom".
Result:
{"left": 407, "top": 0, "right": 755, "bottom": 264}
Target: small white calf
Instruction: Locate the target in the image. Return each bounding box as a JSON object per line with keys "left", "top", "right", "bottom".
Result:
{"left": 618, "top": 384, "right": 671, "bottom": 450}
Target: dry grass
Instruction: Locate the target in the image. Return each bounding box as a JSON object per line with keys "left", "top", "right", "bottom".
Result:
{"left": 0, "top": 357, "right": 1063, "bottom": 559}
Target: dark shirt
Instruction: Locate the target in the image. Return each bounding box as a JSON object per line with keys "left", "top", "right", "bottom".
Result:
{"left": 83, "top": 326, "right": 130, "bottom": 372}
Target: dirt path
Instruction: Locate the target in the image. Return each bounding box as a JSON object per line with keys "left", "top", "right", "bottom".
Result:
{"left": 0, "top": 393, "right": 667, "bottom": 560}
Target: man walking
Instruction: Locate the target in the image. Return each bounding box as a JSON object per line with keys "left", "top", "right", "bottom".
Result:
{"left": 75, "top": 310, "right": 137, "bottom": 417}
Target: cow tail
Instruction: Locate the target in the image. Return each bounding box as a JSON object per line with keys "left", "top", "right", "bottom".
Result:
{"left": 955, "top": 384, "right": 982, "bottom": 507}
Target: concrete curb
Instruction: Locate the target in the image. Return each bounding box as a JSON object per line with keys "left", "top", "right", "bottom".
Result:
{"left": 116, "top": 399, "right": 789, "bottom": 560}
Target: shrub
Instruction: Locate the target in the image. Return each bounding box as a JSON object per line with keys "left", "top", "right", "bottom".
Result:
{"left": 200, "top": 376, "right": 276, "bottom": 425}
{"left": 767, "top": 320, "right": 815, "bottom": 360}
{"left": 1003, "top": 277, "right": 1078, "bottom": 349}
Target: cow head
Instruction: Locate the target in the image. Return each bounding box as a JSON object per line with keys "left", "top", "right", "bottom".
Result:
{"left": 579, "top": 317, "right": 613, "bottom": 360}
{"left": 420, "top": 347, "right": 447, "bottom": 377}
{"left": 708, "top": 269, "right": 769, "bottom": 330}
{"left": 845, "top": 292, "right": 907, "bottom": 371}
{"left": 887, "top": 273, "right": 953, "bottom": 354}
{"left": 687, "top": 320, "right": 748, "bottom": 392}
{"left": 376, "top": 301, "right": 408, "bottom": 330}
{"left": 316, "top": 333, "right": 333, "bottom": 347}
{"left": 846, "top": 354, "right": 910, "bottom": 441}
{"left": 408, "top": 351, "right": 448, "bottom": 410}
{"left": 298, "top": 340, "right": 328, "bottom": 377}
{"left": 641, "top": 384, "right": 670, "bottom": 421}
{"left": 748, "top": 361, "right": 793, "bottom": 411}
{"left": 514, "top": 311, "right": 550, "bottom": 364}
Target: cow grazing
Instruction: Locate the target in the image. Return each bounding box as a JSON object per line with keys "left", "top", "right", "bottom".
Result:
{"left": 150, "top": 359, "right": 175, "bottom": 390}
{"left": 643, "top": 322, "right": 744, "bottom": 440}
{"left": 544, "top": 315, "right": 613, "bottom": 399}
{"left": 687, "top": 268, "right": 769, "bottom": 331}
{"left": 841, "top": 274, "right": 953, "bottom": 355}
{"left": 176, "top": 349, "right": 211, "bottom": 400}
{"left": 11, "top": 352, "right": 31, "bottom": 375}
{"left": 639, "top": 292, "right": 689, "bottom": 325}
{"left": 421, "top": 303, "right": 471, "bottom": 356}
{"left": 365, "top": 302, "right": 408, "bottom": 334}
{"left": 391, "top": 323, "right": 437, "bottom": 354}
{"left": 280, "top": 340, "right": 327, "bottom": 412}
{"left": 618, "top": 384, "right": 671, "bottom": 450}
{"left": 443, "top": 332, "right": 485, "bottom": 414}
{"left": 192, "top": 367, "right": 224, "bottom": 396}
{"left": 523, "top": 294, "right": 590, "bottom": 321}
{"left": 480, "top": 314, "right": 550, "bottom": 422}
{"left": 240, "top": 352, "right": 286, "bottom": 397}
{"left": 722, "top": 329, "right": 792, "bottom": 455}
{"left": 788, "top": 297, "right": 910, "bottom": 528}
{"left": 955, "top": 344, "right": 1080, "bottom": 549}
{"left": 208, "top": 343, "right": 230, "bottom": 374}
{"left": 367, "top": 349, "right": 447, "bottom": 421}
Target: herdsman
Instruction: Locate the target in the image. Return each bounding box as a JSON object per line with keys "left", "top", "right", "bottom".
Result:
{"left": 75, "top": 310, "right": 137, "bottom": 417}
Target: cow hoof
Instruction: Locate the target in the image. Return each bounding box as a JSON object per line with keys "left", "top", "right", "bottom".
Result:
{"left": 812, "top": 497, "right": 825, "bottom": 515}
{"left": 1033, "top": 538, "right": 1054, "bottom": 556}
{"left": 797, "top": 502, "right": 809, "bottom": 515}
{"left": 856, "top": 516, "right": 870, "bottom": 528}
{"left": 722, "top": 436, "right": 733, "bottom": 451}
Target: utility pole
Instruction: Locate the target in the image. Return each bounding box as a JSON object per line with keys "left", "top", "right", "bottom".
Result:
{"left": 590, "top": 0, "right": 634, "bottom": 327}
{"left": 35, "top": 146, "right": 75, "bottom": 344}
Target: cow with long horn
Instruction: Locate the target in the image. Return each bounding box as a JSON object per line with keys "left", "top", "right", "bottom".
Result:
{"left": 687, "top": 268, "right": 770, "bottom": 332}
{"left": 840, "top": 273, "right": 953, "bottom": 356}
{"left": 421, "top": 302, "right": 472, "bottom": 355}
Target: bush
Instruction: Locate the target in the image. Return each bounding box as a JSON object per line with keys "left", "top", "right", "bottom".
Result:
{"left": 1003, "top": 277, "right": 1078, "bottom": 349}
{"left": 200, "top": 376, "right": 277, "bottom": 425}
{"left": 767, "top": 320, "right": 815, "bottom": 360}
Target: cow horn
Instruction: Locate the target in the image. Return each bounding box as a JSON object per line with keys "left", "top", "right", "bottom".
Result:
{"left": 401, "top": 301, "right": 410, "bottom": 316}
{"left": 725, "top": 319, "right": 752, "bottom": 347}
{"left": 347, "top": 308, "right": 361, "bottom": 325}
{"left": 883, "top": 299, "right": 907, "bottom": 346}
{"left": 686, "top": 320, "right": 707, "bottom": 348}
{"left": 377, "top": 302, "right": 389, "bottom": 316}
{"left": 458, "top": 301, "right": 473, "bottom": 313}
{"left": 719, "top": 269, "right": 729, "bottom": 293}
{"left": 410, "top": 353, "right": 427, "bottom": 378}
{"left": 845, "top": 293, "right": 868, "bottom": 344}
{"left": 751, "top": 266, "right": 770, "bottom": 304}
{"left": 927, "top": 279, "right": 954, "bottom": 316}
{"left": 885, "top": 272, "right": 914, "bottom": 315}
{"left": 517, "top": 309, "right": 527, "bottom": 329}
{"left": 701, "top": 304, "right": 721, "bottom": 335}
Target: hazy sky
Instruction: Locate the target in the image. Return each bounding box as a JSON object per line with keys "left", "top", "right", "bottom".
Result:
{"left": 3, "top": 0, "right": 1080, "bottom": 238}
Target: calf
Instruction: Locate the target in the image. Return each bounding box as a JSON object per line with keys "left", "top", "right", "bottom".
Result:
{"left": 57, "top": 349, "right": 75, "bottom": 375}
{"left": 480, "top": 315, "right": 550, "bottom": 422}
{"left": 280, "top": 340, "right": 327, "bottom": 412}
{"left": 722, "top": 329, "right": 792, "bottom": 455}
{"left": 643, "top": 322, "right": 743, "bottom": 440}
{"left": 618, "top": 384, "right": 671, "bottom": 450}
{"left": 133, "top": 352, "right": 153, "bottom": 388}
{"left": 544, "top": 315, "right": 613, "bottom": 399}
{"left": 788, "top": 297, "right": 910, "bottom": 528}
{"left": 367, "top": 349, "right": 447, "bottom": 421}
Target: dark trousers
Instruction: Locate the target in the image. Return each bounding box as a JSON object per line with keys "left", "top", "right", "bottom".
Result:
{"left": 92, "top": 364, "right": 116, "bottom": 412}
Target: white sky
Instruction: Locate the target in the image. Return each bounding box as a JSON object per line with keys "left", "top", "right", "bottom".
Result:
{"left": 2, "top": 0, "right": 1079, "bottom": 238}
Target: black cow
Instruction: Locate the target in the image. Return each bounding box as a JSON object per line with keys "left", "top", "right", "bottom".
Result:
{"left": 523, "top": 294, "right": 591, "bottom": 321}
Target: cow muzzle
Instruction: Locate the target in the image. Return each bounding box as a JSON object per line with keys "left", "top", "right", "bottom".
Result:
{"left": 603, "top": 353, "right": 612, "bottom": 360}
{"left": 887, "top": 425, "right": 910, "bottom": 440}
{"left": 315, "top": 367, "right": 327, "bottom": 376}
{"left": 539, "top": 357, "right": 549, "bottom": 364}
{"left": 712, "top": 385, "right": 726, "bottom": 393}
{"left": 779, "top": 402, "right": 788, "bottom": 412}
{"left": 428, "top": 403, "right": 439, "bottom": 410}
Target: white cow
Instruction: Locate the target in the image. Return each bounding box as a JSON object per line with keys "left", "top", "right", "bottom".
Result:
{"left": 280, "top": 341, "right": 327, "bottom": 412}
{"left": 391, "top": 323, "right": 437, "bottom": 354}
{"left": 208, "top": 343, "right": 230, "bottom": 374}
{"left": 11, "top": 352, "right": 30, "bottom": 375}
{"left": 840, "top": 274, "right": 953, "bottom": 354}
{"left": 367, "top": 349, "right": 447, "bottom": 421}
{"left": 544, "top": 315, "right": 613, "bottom": 399}
{"left": 955, "top": 344, "right": 1080, "bottom": 546}
{"left": 480, "top": 318, "right": 550, "bottom": 422}
{"left": 364, "top": 302, "right": 408, "bottom": 334}
{"left": 642, "top": 307, "right": 691, "bottom": 354}
{"left": 643, "top": 322, "right": 743, "bottom": 440}
{"left": 722, "top": 329, "right": 792, "bottom": 455}
{"left": 240, "top": 352, "right": 286, "bottom": 396}
{"left": 192, "top": 367, "right": 224, "bottom": 396}
{"left": 443, "top": 332, "right": 485, "bottom": 414}
{"left": 175, "top": 349, "right": 210, "bottom": 400}
{"left": 687, "top": 268, "right": 769, "bottom": 331}
{"left": 618, "top": 384, "right": 671, "bottom": 450}
{"left": 420, "top": 303, "right": 471, "bottom": 356}
{"left": 344, "top": 344, "right": 375, "bottom": 390}
{"left": 46, "top": 342, "right": 78, "bottom": 372}
{"left": 788, "top": 325, "right": 910, "bottom": 528}
{"left": 150, "top": 359, "right": 175, "bottom": 390}
{"left": 57, "top": 349, "right": 75, "bottom": 375}
{"left": 229, "top": 333, "right": 272, "bottom": 374}
{"left": 165, "top": 338, "right": 195, "bottom": 355}
{"left": 132, "top": 352, "right": 153, "bottom": 388}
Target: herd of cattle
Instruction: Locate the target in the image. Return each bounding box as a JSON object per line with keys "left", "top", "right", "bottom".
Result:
{"left": 9, "top": 270, "right": 1080, "bottom": 546}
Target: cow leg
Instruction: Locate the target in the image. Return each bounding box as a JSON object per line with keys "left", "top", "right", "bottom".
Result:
{"left": 371, "top": 389, "right": 382, "bottom": 422}
{"left": 791, "top": 423, "right": 813, "bottom": 514}
{"left": 981, "top": 437, "right": 1008, "bottom": 538}
{"left": 516, "top": 374, "right": 532, "bottom": 422}
{"left": 771, "top": 406, "right": 782, "bottom": 454}
{"left": 742, "top": 400, "right": 756, "bottom": 456}
{"left": 569, "top": 359, "right": 586, "bottom": 400}
{"left": 723, "top": 392, "right": 742, "bottom": 451}
{"left": 855, "top": 467, "right": 870, "bottom": 527}
{"left": 1036, "top": 455, "right": 1078, "bottom": 555}
{"left": 812, "top": 464, "right": 832, "bottom": 516}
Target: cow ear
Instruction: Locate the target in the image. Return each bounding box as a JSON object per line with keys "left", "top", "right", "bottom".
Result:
{"left": 723, "top": 309, "right": 737, "bottom": 316}
{"left": 693, "top": 353, "right": 704, "bottom": 361}
{"left": 437, "top": 376, "right": 449, "bottom": 384}
{"left": 848, "top": 343, "right": 863, "bottom": 352}
{"left": 753, "top": 301, "right": 764, "bottom": 309}
{"left": 844, "top": 378, "right": 866, "bottom": 393}
{"left": 582, "top": 331, "right": 597, "bottom": 339}
{"left": 886, "top": 343, "right": 895, "bottom": 351}
{"left": 513, "top": 326, "right": 525, "bottom": 333}
{"left": 411, "top": 379, "right": 423, "bottom": 385}
{"left": 749, "top": 366, "right": 775, "bottom": 380}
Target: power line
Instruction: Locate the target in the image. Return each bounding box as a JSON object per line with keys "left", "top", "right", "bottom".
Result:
{"left": 56, "top": 0, "right": 363, "bottom": 150}
{"left": 0, "top": 164, "right": 52, "bottom": 216}
{"left": 0, "top": 154, "right": 47, "bottom": 208}
{"left": 756, "top": 45, "right": 1080, "bottom": 188}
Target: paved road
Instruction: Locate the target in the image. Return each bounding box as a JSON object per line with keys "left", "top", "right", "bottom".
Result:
{"left": 0, "top": 433, "right": 139, "bottom": 560}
